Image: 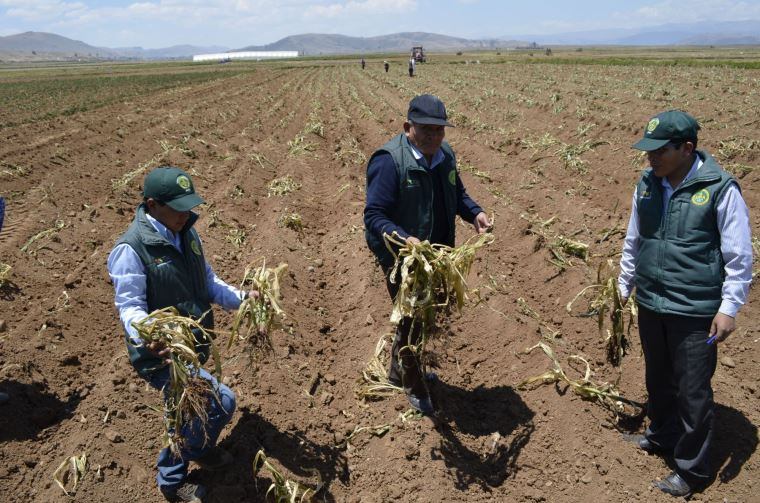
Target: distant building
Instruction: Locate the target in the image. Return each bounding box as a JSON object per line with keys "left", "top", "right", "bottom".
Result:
{"left": 192, "top": 51, "right": 299, "bottom": 62}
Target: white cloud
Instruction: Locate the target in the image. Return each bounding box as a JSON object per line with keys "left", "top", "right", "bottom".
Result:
{"left": 306, "top": 0, "right": 417, "bottom": 19}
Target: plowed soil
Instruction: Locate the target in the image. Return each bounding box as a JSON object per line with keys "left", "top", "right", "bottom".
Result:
{"left": 1, "top": 56, "right": 759, "bottom": 503}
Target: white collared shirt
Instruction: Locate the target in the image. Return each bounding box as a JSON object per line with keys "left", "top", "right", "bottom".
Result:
{"left": 408, "top": 141, "right": 445, "bottom": 170}
{"left": 618, "top": 156, "right": 752, "bottom": 317}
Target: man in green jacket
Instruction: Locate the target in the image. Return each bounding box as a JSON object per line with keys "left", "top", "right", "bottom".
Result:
{"left": 364, "top": 94, "right": 491, "bottom": 415}
{"left": 618, "top": 110, "right": 752, "bottom": 497}
{"left": 108, "top": 167, "right": 253, "bottom": 502}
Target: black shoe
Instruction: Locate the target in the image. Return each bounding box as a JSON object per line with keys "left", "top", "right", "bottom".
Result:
{"left": 407, "top": 393, "right": 435, "bottom": 415}
{"left": 161, "top": 481, "right": 207, "bottom": 502}
{"left": 653, "top": 472, "right": 693, "bottom": 498}
{"left": 622, "top": 433, "right": 672, "bottom": 455}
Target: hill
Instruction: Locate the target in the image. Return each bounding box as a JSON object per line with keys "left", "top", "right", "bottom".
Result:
{"left": 238, "top": 32, "right": 514, "bottom": 55}
{"left": 0, "top": 32, "right": 228, "bottom": 62}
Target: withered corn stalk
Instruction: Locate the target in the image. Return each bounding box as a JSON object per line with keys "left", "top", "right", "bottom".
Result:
{"left": 52, "top": 452, "right": 87, "bottom": 496}
{"left": 522, "top": 214, "right": 588, "bottom": 267}
{"left": 380, "top": 231, "right": 493, "bottom": 386}
{"left": 566, "top": 260, "right": 637, "bottom": 366}
{"left": 518, "top": 342, "right": 644, "bottom": 420}
{"left": 0, "top": 263, "right": 10, "bottom": 286}
{"left": 253, "top": 450, "right": 314, "bottom": 502}
{"left": 229, "top": 261, "right": 288, "bottom": 358}
{"left": 355, "top": 334, "right": 402, "bottom": 400}
{"left": 132, "top": 307, "right": 221, "bottom": 457}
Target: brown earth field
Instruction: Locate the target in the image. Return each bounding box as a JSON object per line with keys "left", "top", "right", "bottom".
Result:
{"left": 0, "top": 53, "right": 759, "bottom": 502}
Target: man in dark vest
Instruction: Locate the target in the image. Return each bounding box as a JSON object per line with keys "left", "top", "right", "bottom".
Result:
{"left": 108, "top": 166, "right": 253, "bottom": 502}
{"left": 364, "top": 94, "right": 491, "bottom": 415}
{"left": 618, "top": 110, "right": 752, "bottom": 497}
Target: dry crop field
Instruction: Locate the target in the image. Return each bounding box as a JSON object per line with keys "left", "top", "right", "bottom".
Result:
{"left": 0, "top": 49, "right": 759, "bottom": 502}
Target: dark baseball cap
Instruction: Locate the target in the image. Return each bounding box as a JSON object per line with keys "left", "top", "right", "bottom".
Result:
{"left": 143, "top": 166, "right": 204, "bottom": 211}
{"left": 632, "top": 110, "right": 700, "bottom": 151}
{"left": 407, "top": 94, "right": 454, "bottom": 127}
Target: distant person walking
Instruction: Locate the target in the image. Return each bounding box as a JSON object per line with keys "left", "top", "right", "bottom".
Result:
{"left": 384, "top": 60, "right": 390, "bottom": 73}
{"left": 361, "top": 57, "right": 366, "bottom": 70}
{"left": 408, "top": 57, "right": 415, "bottom": 77}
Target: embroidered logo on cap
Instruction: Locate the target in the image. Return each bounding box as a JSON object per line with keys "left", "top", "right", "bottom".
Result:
{"left": 646, "top": 118, "right": 660, "bottom": 135}
{"left": 177, "top": 175, "right": 191, "bottom": 191}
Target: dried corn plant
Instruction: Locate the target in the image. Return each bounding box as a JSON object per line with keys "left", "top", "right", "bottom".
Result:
{"left": 518, "top": 342, "right": 644, "bottom": 420}
{"left": 267, "top": 175, "right": 301, "bottom": 197}
{"left": 229, "top": 261, "right": 288, "bottom": 359}
{"left": 253, "top": 450, "right": 314, "bottom": 503}
{"left": 52, "top": 452, "right": 87, "bottom": 496}
{"left": 383, "top": 232, "right": 493, "bottom": 365}
{"left": 132, "top": 307, "right": 221, "bottom": 457}
{"left": 0, "top": 263, "right": 10, "bottom": 286}
{"left": 278, "top": 212, "right": 304, "bottom": 234}
{"left": 355, "top": 334, "right": 402, "bottom": 400}
{"left": 566, "top": 260, "right": 637, "bottom": 366}
{"left": 522, "top": 214, "right": 588, "bottom": 269}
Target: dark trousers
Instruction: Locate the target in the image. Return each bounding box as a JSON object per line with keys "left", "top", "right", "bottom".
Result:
{"left": 638, "top": 305, "right": 717, "bottom": 484}
{"left": 383, "top": 266, "right": 427, "bottom": 397}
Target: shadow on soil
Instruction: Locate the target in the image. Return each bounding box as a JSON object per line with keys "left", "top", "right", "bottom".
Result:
{"left": 431, "top": 381, "right": 535, "bottom": 491}
{"left": 204, "top": 407, "right": 348, "bottom": 502}
{"left": 0, "top": 379, "right": 78, "bottom": 441}
{"left": 656, "top": 402, "right": 756, "bottom": 495}
{"left": 713, "top": 403, "right": 757, "bottom": 484}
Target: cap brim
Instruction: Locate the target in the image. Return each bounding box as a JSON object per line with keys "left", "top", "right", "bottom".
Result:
{"left": 166, "top": 193, "right": 204, "bottom": 211}
{"left": 409, "top": 115, "right": 454, "bottom": 127}
{"left": 632, "top": 137, "right": 669, "bottom": 151}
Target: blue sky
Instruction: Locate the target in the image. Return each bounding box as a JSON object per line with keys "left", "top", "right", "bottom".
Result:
{"left": 1, "top": 0, "right": 759, "bottom": 48}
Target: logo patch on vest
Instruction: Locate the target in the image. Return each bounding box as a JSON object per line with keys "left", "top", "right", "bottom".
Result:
{"left": 646, "top": 118, "right": 659, "bottom": 135}
{"left": 190, "top": 240, "right": 201, "bottom": 255}
{"left": 448, "top": 170, "right": 456, "bottom": 186}
{"left": 405, "top": 178, "right": 420, "bottom": 188}
{"left": 691, "top": 189, "right": 710, "bottom": 206}
{"left": 177, "top": 175, "right": 192, "bottom": 191}
{"left": 639, "top": 189, "right": 652, "bottom": 200}
{"left": 153, "top": 256, "right": 173, "bottom": 267}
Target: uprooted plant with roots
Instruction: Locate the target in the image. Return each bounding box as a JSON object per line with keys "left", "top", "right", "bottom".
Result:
{"left": 382, "top": 231, "right": 494, "bottom": 370}
{"left": 566, "top": 259, "right": 638, "bottom": 366}
{"left": 131, "top": 307, "right": 222, "bottom": 457}
{"left": 229, "top": 261, "right": 288, "bottom": 360}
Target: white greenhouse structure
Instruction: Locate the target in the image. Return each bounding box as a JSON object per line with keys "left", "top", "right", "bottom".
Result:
{"left": 192, "top": 51, "right": 299, "bottom": 62}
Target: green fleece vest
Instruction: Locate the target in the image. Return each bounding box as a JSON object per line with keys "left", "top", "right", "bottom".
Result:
{"left": 635, "top": 150, "right": 736, "bottom": 316}
{"left": 116, "top": 204, "right": 213, "bottom": 376}
{"left": 365, "top": 133, "right": 459, "bottom": 267}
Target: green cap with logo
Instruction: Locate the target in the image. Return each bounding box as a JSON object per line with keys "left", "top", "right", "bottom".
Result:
{"left": 632, "top": 110, "right": 700, "bottom": 151}
{"left": 143, "top": 166, "right": 204, "bottom": 211}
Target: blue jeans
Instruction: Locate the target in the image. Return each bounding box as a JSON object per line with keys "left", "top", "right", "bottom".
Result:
{"left": 143, "top": 366, "right": 236, "bottom": 491}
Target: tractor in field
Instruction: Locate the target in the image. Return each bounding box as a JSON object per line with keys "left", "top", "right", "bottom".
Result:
{"left": 411, "top": 46, "right": 426, "bottom": 63}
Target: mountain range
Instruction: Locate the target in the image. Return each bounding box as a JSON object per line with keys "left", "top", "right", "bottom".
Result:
{"left": 508, "top": 20, "right": 760, "bottom": 46}
{"left": 1, "top": 20, "right": 759, "bottom": 62}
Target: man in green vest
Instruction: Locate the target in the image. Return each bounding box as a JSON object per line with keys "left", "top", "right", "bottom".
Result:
{"left": 364, "top": 94, "right": 491, "bottom": 415}
{"left": 618, "top": 110, "right": 752, "bottom": 497}
{"left": 108, "top": 167, "right": 254, "bottom": 502}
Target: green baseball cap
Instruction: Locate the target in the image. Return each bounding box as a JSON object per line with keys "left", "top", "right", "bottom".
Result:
{"left": 632, "top": 110, "right": 700, "bottom": 151}
{"left": 143, "top": 166, "right": 204, "bottom": 211}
